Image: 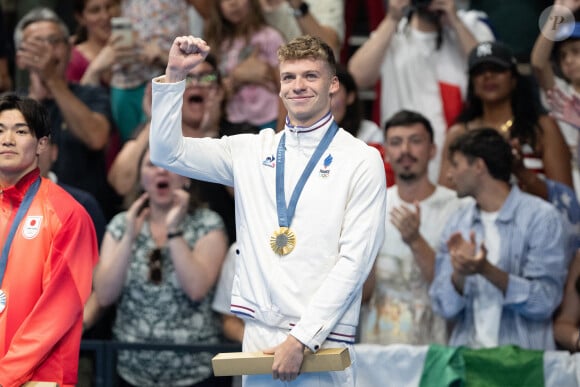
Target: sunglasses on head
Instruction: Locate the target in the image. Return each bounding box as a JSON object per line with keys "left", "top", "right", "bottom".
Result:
{"left": 148, "top": 248, "right": 162, "bottom": 285}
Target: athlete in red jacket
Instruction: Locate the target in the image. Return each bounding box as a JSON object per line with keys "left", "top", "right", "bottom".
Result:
{"left": 0, "top": 94, "right": 98, "bottom": 387}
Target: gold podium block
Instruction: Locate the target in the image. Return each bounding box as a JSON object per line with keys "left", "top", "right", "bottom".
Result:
{"left": 212, "top": 348, "right": 351, "bottom": 376}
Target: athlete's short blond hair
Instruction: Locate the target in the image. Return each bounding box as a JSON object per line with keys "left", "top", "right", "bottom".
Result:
{"left": 277, "top": 35, "right": 336, "bottom": 75}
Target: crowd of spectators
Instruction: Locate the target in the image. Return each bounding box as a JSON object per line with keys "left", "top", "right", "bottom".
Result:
{"left": 2, "top": 0, "right": 580, "bottom": 385}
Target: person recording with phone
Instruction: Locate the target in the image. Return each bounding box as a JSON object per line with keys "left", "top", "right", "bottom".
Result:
{"left": 93, "top": 145, "right": 230, "bottom": 386}
{"left": 348, "top": 0, "right": 494, "bottom": 184}
{"left": 66, "top": 0, "right": 138, "bottom": 88}
{"left": 110, "top": 0, "right": 190, "bottom": 143}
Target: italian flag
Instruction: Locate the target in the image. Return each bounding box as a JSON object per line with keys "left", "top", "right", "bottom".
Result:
{"left": 354, "top": 344, "right": 577, "bottom": 386}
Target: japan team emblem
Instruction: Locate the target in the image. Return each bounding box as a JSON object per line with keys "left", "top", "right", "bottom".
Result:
{"left": 22, "top": 216, "right": 43, "bottom": 239}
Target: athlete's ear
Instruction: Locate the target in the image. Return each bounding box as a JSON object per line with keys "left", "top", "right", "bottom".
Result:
{"left": 329, "top": 75, "right": 339, "bottom": 95}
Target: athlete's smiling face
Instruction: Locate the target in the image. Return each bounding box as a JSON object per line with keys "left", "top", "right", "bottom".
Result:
{"left": 279, "top": 58, "right": 339, "bottom": 127}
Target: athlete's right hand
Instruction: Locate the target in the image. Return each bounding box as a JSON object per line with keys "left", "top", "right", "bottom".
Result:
{"left": 165, "top": 36, "right": 210, "bottom": 83}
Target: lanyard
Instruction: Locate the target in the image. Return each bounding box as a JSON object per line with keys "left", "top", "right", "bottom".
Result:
{"left": 275, "top": 121, "right": 338, "bottom": 228}
{"left": 0, "top": 177, "right": 41, "bottom": 286}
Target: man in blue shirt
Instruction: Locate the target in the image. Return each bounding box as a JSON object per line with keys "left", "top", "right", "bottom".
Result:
{"left": 430, "top": 128, "right": 568, "bottom": 350}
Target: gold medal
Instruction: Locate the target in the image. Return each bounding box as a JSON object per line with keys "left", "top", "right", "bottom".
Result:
{"left": 270, "top": 227, "right": 296, "bottom": 255}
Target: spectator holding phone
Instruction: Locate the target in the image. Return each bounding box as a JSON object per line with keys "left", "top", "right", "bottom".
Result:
{"left": 110, "top": 0, "right": 190, "bottom": 142}
{"left": 348, "top": 0, "right": 494, "bottom": 183}
{"left": 93, "top": 146, "right": 229, "bottom": 386}
{"left": 66, "top": 0, "right": 137, "bottom": 88}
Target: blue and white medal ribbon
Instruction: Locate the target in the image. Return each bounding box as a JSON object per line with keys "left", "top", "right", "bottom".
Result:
{"left": 0, "top": 177, "right": 41, "bottom": 313}
{"left": 270, "top": 120, "right": 338, "bottom": 255}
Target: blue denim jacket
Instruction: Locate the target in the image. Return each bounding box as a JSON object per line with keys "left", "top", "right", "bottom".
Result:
{"left": 429, "top": 186, "right": 568, "bottom": 350}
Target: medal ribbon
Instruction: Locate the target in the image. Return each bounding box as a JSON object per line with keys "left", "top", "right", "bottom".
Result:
{"left": 0, "top": 177, "right": 41, "bottom": 286}
{"left": 275, "top": 120, "right": 338, "bottom": 228}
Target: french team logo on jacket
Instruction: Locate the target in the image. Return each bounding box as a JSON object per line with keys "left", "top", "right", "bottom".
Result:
{"left": 319, "top": 154, "right": 333, "bottom": 178}
{"left": 22, "top": 216, "right": 43, "bottom": 239}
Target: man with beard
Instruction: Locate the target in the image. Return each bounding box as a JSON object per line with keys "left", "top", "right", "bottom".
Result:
{"left": 360, "top": 110, "right": 466, "bottom": 345}
{"left": 348, "top": 0, "right": 493, "bottom": 183}
{"left": 430, "top": 128, "right": 567, "bottom": 350}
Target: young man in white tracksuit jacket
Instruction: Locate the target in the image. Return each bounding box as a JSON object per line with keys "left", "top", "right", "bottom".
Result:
{"left": 149, "top": 34, "right": 386, "bottom": 386}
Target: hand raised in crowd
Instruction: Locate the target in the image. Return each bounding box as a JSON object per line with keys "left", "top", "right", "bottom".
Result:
{"left": 390, "top": 202, "right": 421, "bottom": 244}
{"left": 103, "top": 33, "right": 139, "bottom": 67}
{"left": 555, "top": 0, "right": 580, "bottom": 12}
{"left": 547, "top": 87, "right": 580, "bottom": 129}
{"left": 447, "top": 231, "right": 488, "bottom": 276}
{"left": 165, "top": 188, "right": 190, "bottom": 232}
{"left": 166, "top": 36, "right": 210, "bottom": 82}
{"left": 16, "top": 37, "right": 62, "bottom": 83}
{"left": 388, "top": 0, "right": 410, "bottom": 22}
{"left": 142, "top": 39, "right": 168, "bottom": 67}
{"left": 125, "top": 192, "right": 150, "bottom": 240}
{"left": 231, "top": 48, "right": 277, "bottom": 93}
{"left": 81, "top": 34, "right": 138, "bottom": 85}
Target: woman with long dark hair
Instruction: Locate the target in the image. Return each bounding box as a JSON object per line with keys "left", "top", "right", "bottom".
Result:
{"left": 438, "top": 41, "right": 572, "bottom": 199}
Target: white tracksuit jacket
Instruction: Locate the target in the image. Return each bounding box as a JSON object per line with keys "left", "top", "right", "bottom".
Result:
{"left": 150, "top": 79, "right": 386, "bottom": 354}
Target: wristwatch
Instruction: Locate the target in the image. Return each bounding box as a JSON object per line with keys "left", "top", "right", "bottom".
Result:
{"left": 293, "top": 2, "right": 309, "bottom": 18}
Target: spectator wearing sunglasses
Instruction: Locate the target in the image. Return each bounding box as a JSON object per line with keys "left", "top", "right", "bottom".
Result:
{"left": 93, "top": 146, "right": 229, "bottom": 387}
